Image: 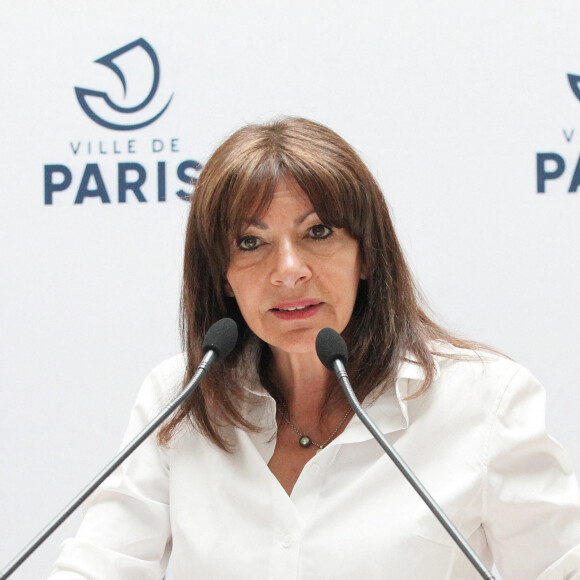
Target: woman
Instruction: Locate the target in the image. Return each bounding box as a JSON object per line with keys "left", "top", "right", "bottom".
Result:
{"left": 51, "top": 118, "right": 580, "bottom": 579}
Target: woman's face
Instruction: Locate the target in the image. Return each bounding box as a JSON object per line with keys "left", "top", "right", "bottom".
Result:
{"left": 226, "top": 178, "right": 364, "bottom": 355}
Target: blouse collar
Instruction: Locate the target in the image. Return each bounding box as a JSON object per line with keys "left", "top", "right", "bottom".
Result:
{"left": 330, "top": 355, "right": 441, "bottom": 446}
{"left": 240, "top": 351, "right": 441, "bottom": 448}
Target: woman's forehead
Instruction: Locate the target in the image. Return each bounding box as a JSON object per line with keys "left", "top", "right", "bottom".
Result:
{"left": 228, "top": 173, "right": 343, "bottom": 233}
{"left": 235, "top": 176, "right": 309, "bottom": 218}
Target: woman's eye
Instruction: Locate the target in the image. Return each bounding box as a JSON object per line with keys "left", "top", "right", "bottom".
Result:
{"left": 238, "top": 236, "right": 262, "bottom": 251}
{"left": 309, "top": 224, "right": 333, "bottom": 239}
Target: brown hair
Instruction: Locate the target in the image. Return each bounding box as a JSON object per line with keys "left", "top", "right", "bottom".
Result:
{"left": 158, "top": 117, "right": 484, "bottom": 449}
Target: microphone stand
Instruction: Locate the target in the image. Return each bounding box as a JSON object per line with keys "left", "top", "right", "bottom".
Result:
{"left": 0, "top": 349, "right": 217, "bottom": 580}
{"left": 333, "top": 358, "right": 495, "bottom": 580}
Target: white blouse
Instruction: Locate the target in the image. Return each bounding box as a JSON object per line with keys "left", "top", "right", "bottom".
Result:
{"left": 50, "top": 349, "right": 580, "bottom": 579}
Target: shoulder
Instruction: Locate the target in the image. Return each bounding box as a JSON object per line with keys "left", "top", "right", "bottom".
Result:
{"left": 432, "top": 342, "right": 531, "bottom": 391}
{"left": 131, "top": 354, "right": 187, "bottom": 421}
{"left": 413, "top": 342, "right": 540, "bottom": 418}
{"left": 398, "top": 343, "right": 548, "bottom": 471}
{"left": 146, "top": 353, "right": 187, "bottom": 387}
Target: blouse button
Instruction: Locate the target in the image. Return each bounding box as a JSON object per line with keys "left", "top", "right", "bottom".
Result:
{"left": 282, "top": 534, "right": 293, "bottom": 548}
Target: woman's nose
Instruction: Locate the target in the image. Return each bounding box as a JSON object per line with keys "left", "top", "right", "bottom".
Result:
{"left": 270, "top": 240, "right": 311, "bottom": 287}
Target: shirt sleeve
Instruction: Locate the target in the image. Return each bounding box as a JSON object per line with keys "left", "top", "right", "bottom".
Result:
{"left": 48, "top": 359, "right": 181, "bottom": 580}
{"left": 483, "top": 365, "right": 580, "bottom": 580}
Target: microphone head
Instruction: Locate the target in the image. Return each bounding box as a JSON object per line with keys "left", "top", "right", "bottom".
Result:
{"left": 316, "top": 328, "right": 348, "bottom": 370}
{"left": 202, "top": 318, "right": 238, "bottom": 361}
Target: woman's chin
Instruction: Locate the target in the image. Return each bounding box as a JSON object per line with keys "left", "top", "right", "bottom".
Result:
{"left": 267, "top": 330, "right": 320, "bottom": 357}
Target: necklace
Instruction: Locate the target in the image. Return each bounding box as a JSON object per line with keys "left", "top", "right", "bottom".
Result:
{"left": 281, "top": 406, "right": 353, "bottom": 450}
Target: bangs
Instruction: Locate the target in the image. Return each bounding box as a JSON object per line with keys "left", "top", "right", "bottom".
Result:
{"left": 225, "top": 154, "right": 282, "bottom": 238}
{"left": 223, "top": 150, "right": 365, "bottom": 240}
{"left": 288, "top": 155, "right": 365, "bottom": 237}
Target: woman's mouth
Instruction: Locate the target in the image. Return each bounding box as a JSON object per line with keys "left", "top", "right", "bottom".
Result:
{"left": 271, "top": 301, "right": 323, "bottom": 320}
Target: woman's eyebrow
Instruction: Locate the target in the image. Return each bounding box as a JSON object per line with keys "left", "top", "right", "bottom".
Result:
{"left": 243, "top": 209, "right": 317, "bottom": 230}
{"left": 244, "top": 218, "right": 268, "bottom": 230}
{"left": 295, "top": 209, "right": 316, "bottom": 225}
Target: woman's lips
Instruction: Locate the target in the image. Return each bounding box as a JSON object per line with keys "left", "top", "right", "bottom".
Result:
{"left": 270, "top": 300, "right": 323, "bottom": 320}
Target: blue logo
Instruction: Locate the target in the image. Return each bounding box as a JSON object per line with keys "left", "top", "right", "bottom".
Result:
{"left": 75, "top": 38, "right": 173, "bottom": 131}
{"left": 567, "top": 73, "right": 580, "bottom": 102}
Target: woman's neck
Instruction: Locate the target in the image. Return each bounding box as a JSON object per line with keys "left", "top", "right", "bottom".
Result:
{"left": 269, "top": 348, "right": 332, "bottom": 419}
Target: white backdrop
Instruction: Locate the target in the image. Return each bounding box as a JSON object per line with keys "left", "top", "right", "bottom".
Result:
{"left": 1, "top": 2, "right": 578, "bottom": 578}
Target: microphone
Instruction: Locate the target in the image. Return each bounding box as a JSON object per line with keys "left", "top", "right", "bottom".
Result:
{"left": 0, "top": 318, "right": 238, "bottom": 580}
{"left": 201, "top": 316, "right": 238, "bottom": 361}
{"left": 315, "top": 328, "right": 495, "bottom": 580}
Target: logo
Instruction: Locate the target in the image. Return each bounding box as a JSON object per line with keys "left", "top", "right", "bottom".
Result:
{"left": 43, "top": 38, "right": 201, "bottom": 205}
{"left": 75, "top": 38, "right": 173, "bottom": 131}
{"left": 567, "top": 73, "right": 580, "bottom": 103}
{"left": 535, "top": 72, "right": 580, "bottom": 193}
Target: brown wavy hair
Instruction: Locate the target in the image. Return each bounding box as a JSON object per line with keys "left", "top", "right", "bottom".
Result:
{"left": 158, "top": 117, "right": 483, "bottom": 450}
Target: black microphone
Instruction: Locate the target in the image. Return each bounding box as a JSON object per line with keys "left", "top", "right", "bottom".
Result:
{"left": 315, "top": 328, "right": 495, "bottom": 580}
{"left": 201, "top": 316, "right": 238, "bottom": 360}
{"left": 0, "top": 318, "right": 238, "bottom": 580}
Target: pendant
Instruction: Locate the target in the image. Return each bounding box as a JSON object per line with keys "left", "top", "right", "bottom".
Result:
{"left": 299, "top": 435, "right": 312, "bottom": 448}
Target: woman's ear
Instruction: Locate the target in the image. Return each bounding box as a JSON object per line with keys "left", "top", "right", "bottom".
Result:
{"left": 360, "top": 262, "right": 368, "bottom": 280}
{"left": 358, "top": 250, "right": 367, "bottom": 280}
{"left": 224, "top": 282, "right": 235, "bottom": 297}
